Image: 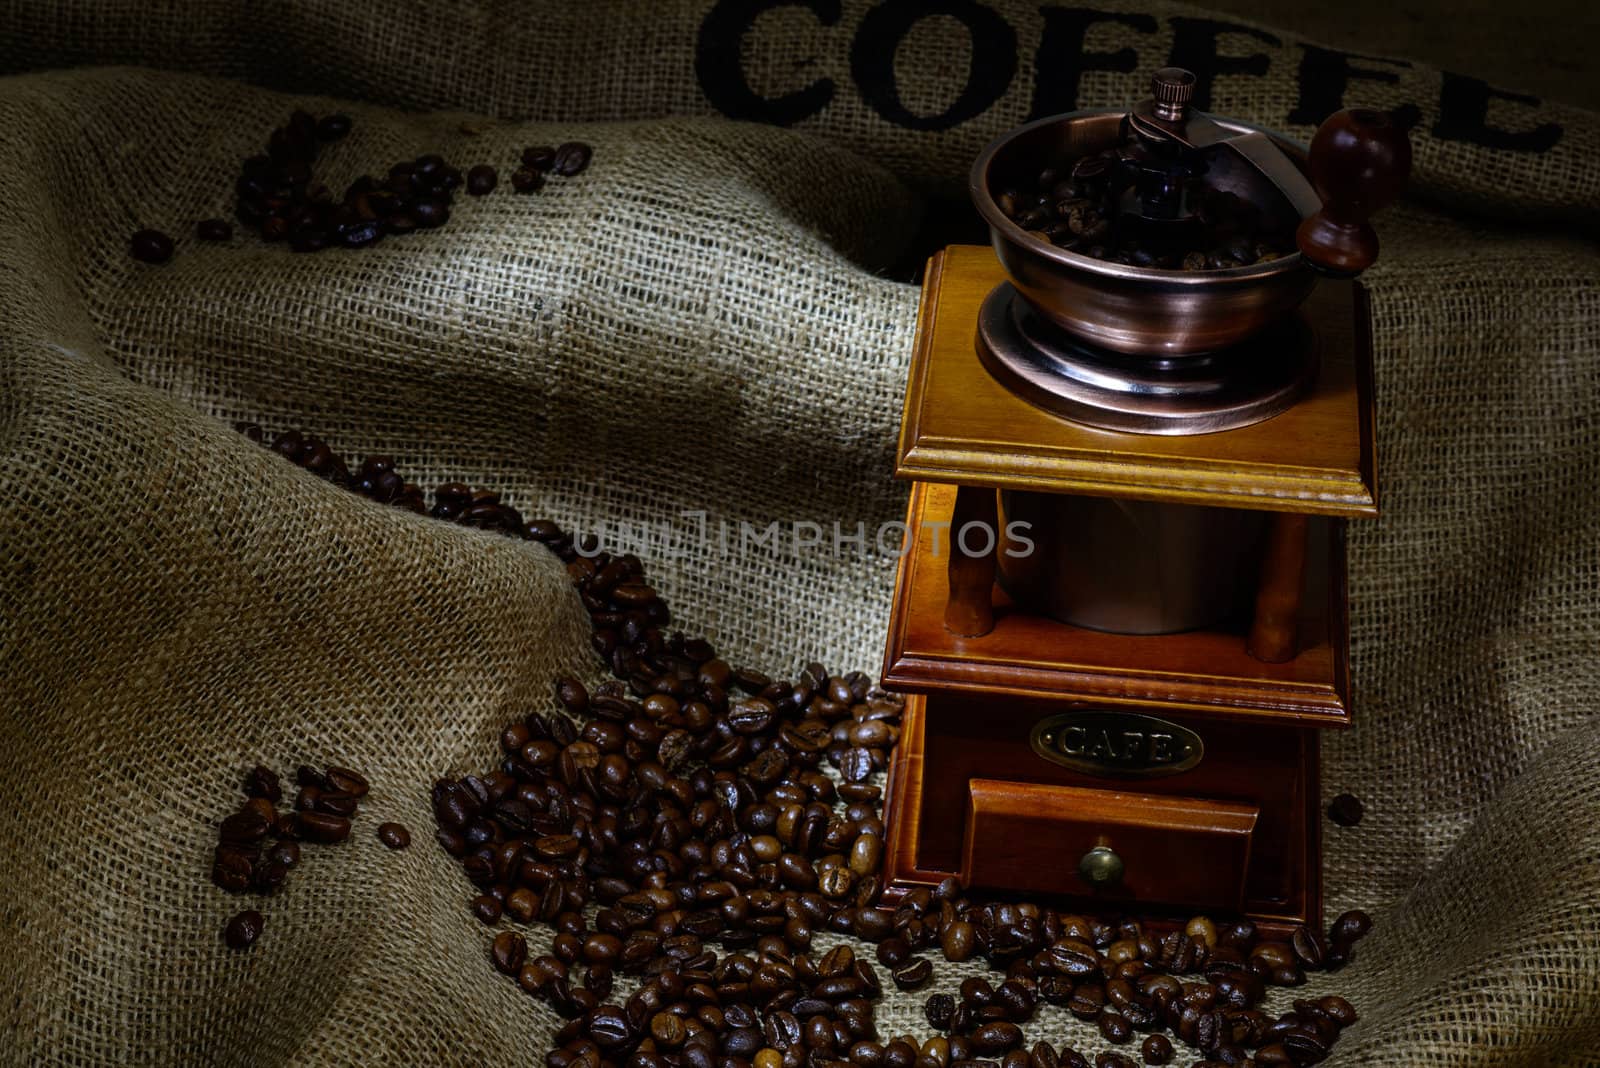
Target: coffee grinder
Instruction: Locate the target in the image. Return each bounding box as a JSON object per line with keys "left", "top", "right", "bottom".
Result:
{"left": 879, "top": 70, "right": 1410, "bottom": 933}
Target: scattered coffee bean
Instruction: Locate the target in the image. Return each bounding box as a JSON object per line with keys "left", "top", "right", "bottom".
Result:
{"left": 243, "top": 764, "right": 281, "bottom": 801}
{"left": 521, "top": 145, "right": 556, "bottom": 171}
{"left": 552, "top": 141, "right": 593, "bottom": 177}
{"left": 491, "top": 930, "right": 527, "bottom": 975}
{"left": 1327, "top": 793, "right": 1364, "bottom": 826}
{"left": 130, "top": 229, "right": 173, "bottom": 264}
{"left": 510, "top": 168, "right": 544, "bottom": 194}
{"left": 377, "top": 822, "right": 411, "bottom": 850}
{"left": 1139, "top": 1034, "right": 1172, "bottom": 1064}
{"left": 224, "top": 909, "right": 264, "bottom": 950}
{"left": 893, "top": 958, "right": 933, "bottom": 991}
{"left": 466, "top": 164, "right": 498, "bottom": 196}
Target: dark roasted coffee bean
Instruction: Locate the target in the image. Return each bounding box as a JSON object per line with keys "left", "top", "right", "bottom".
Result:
{"left": 466, "top": 164, "right": 498, "bottom": 196}
{"left": 471, "top": 894, "right": 501, "bottom": 924}
{"left": 265, "top": 840, "right": 299, "bottom": 869}
{"left": 219, "top": 807, "right": 270, "bottom": 845}
{"left": 294, "top": 811, "right": 351, "bottom": 843}
{"left": 1329, "top": 909, "right": 1373, "bottom": 946}
{"left": 939, "top": 918, "right": 977, "bottom": 962}
{"left": 925, "top": 993, "right": 955, "bottom": 1030}
{"left": 224, "top": 909, "right": 264, "bottom": 950}
{"left": 314, "top": 791, "right": 359, "bottom": 817}
{"left": 1094, "top": 1055, "right": 1135, "bottom": 1068}
{"left": 243, "top": 765, "right": 281, "bottom": 801}
{"left": 130, "top": 229, "right": 174, "bottom": 263}
{"left": 1290, "top": 926, "right": 1326, "bottom": 969}
{"left": 376, "top": 822, "right": 411, "bottom": 850}
{"left": 510, "top": 168, "right": 544, "bottom": 194}
{"left": 409, "top": 199, "right": 449, "bottom": 228}
{"left": 588, "top": 1006, "right": 633, "bottom": 1050}
{"left": 522, "top": 145, "right": 556, "bottom": 171}
{"left": 892, "top": 958, "right": 932, "bottom": 990}
{"left": 315, "top": 114, "right": 351, "bottom": 141}
{"left": 969, "top": 1023, "right": 1022, "bottom": 1055}
{"left": 552, "top": 142, "right": 593, "bottom": 176}
{"left": 1327, "top": 793, "right": 1364, "bottom": 826}
{"left": 491, "top": 930, "right": 527, "bottom": 975}
{"left": 1097, "top": 1012, "right": 1131, "bottom": 1044}
{"left": 197, "top": 219, "right": 234, "bottom": 242}
{"left": 1138, "top": 1034, "right": 1171, "bottom": 1065}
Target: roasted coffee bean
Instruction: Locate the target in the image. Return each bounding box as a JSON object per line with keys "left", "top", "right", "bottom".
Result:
{"left": 892, "top": 958, "right": 932, "bottom": 991}
{"left": 266, "top": 840, "right": 299, "bottom": 869}
{"left": 552, "top": 142, "right": 593, "bottom": 176}
{"left": 511, "top": 168, "right": 544, "bottom": 194}
{"left": 588, "top": 1006, "right": 633, "bottom": 1050}
{"left": 130, "top": 229, "right": 174, "bottom": 263}
{"left": 224, "top": 909, "right": 264, "bottom": 950}
{"left": 471, "top": 894, "right": 502, "bottom": 924}
{"left": 198, "top": 219, "right": 234, "bottom": 242}
{"left": 925, "top": 993, "right": 955, "bottom": 1030}
{"left": 377, "top": 822, "right": 411, "bottom": 850}
{"left": 877, "top": 937, "right": 912, "bottom": 967}
{"left": 219, "top": 807, "right": 270, "bottom": 845}
{"left": 242, "top": 764, "right": 282, "bottom": 801}
{"left": 1329, "top": 910, "right": 1373, "bottom": 946}
{"left": 1138, "top": 1034, "right": 1172, "bottom": 1065}
{"left": 969, "top": 1023, "right": 1023, "bottom": 1055}
{"left": 466, "top": 164, "right": 498, "bottom": 196}
{"left": 1326, "top": 793, "right": 1364, "bottom": 826}
{"left": 491, "top": 930, "right": 527, "bottom": 975}
{"left": 934, "top": 920, "right": 972, "bottom": 959}
{"left": 314, "top": 791, "right": 360, "bottom": 817}
{"left": 294, "top": 811, "right": 351, "bottom": 843}
{"left": 522, "top": 145, "right": 557, "bottom": 171}
{"left": 1094, "top": 1055, "right": 1135, "bottom": 1068}
{"left": 1098, "top": 1012, "right": 1132, "bottom": 1044}
{"left": 1290, "top": 926, "right": 1326, "bottom": 969}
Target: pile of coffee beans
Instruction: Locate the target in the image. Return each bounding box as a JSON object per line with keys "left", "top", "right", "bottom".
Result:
{"left": 242, "top": 426, "right": 1375, "bottom": 1064}
{"left": 131, "top": 110, "right": 593, "bottom": 263}
{"left": 210, "top": 762, "right": 373, "bottom": 949}
{"left": 995, "top": 147, "right": 1294, "bottom": 270}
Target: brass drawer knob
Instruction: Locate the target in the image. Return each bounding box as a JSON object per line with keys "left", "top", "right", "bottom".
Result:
{"left": 1078, "top": 843, "right": 1124, "bottom": 887}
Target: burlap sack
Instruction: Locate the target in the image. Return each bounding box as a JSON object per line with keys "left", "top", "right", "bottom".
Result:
{"left": 1, "top": 2, "right": 1597, "bottom": 1065}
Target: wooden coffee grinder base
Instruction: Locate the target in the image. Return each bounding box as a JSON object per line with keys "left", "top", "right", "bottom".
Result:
{"left": 876, "top": 247, "right": 1378, "bottom": 932}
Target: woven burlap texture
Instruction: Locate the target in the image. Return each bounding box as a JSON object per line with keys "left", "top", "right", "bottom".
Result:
{"left": 2, "top": 2, "right": 1598, "bottom": 1066}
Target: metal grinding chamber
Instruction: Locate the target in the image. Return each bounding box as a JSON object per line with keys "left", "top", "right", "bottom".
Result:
{"left": 972, "top": 68, "right": 1409, "bottom": 634}
{"left": 875, "top": 69, "right": 1410, "bottom": 929}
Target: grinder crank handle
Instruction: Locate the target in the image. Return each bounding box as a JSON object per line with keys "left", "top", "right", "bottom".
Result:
{"left": 1296, "top": 108, "right": 1412, "bottom": 276}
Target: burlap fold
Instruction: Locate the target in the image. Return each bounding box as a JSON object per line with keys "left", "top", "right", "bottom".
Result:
{"left": 2, "top": 2, "right": 1599, "bottom": 1064}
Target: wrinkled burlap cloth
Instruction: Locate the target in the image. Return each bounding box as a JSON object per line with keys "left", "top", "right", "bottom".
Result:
{"left": 1, "top": 2, "right": 1597, "bottom": 1065}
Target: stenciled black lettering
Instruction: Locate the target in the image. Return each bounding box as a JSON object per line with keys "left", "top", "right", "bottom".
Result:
{"left": 1165, "top": 17, "right": 1280, "bottom": 112}
{"left": 1030, "top": 7, "right": 1157, "bottom": 118}
{"left": 1289, "top": 45, "right": 1420, "bottom": 129}
{"left": 696, "top": 0, "right": 841, "bottom": 125}
{"left": 850, "top": 0, "right": 1017, "bottom": 131}
{"left": 1433, "top": 71, "right": 1562, "bottom": 152}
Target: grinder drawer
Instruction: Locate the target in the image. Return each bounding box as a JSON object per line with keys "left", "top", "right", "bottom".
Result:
{"left": 962, "top": 778, "right": 1258, "bottom": 911}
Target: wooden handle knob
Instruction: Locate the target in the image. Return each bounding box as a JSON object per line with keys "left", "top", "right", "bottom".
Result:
{"left": 1295, "top": 108, "right": 1412, "bottom": 276}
